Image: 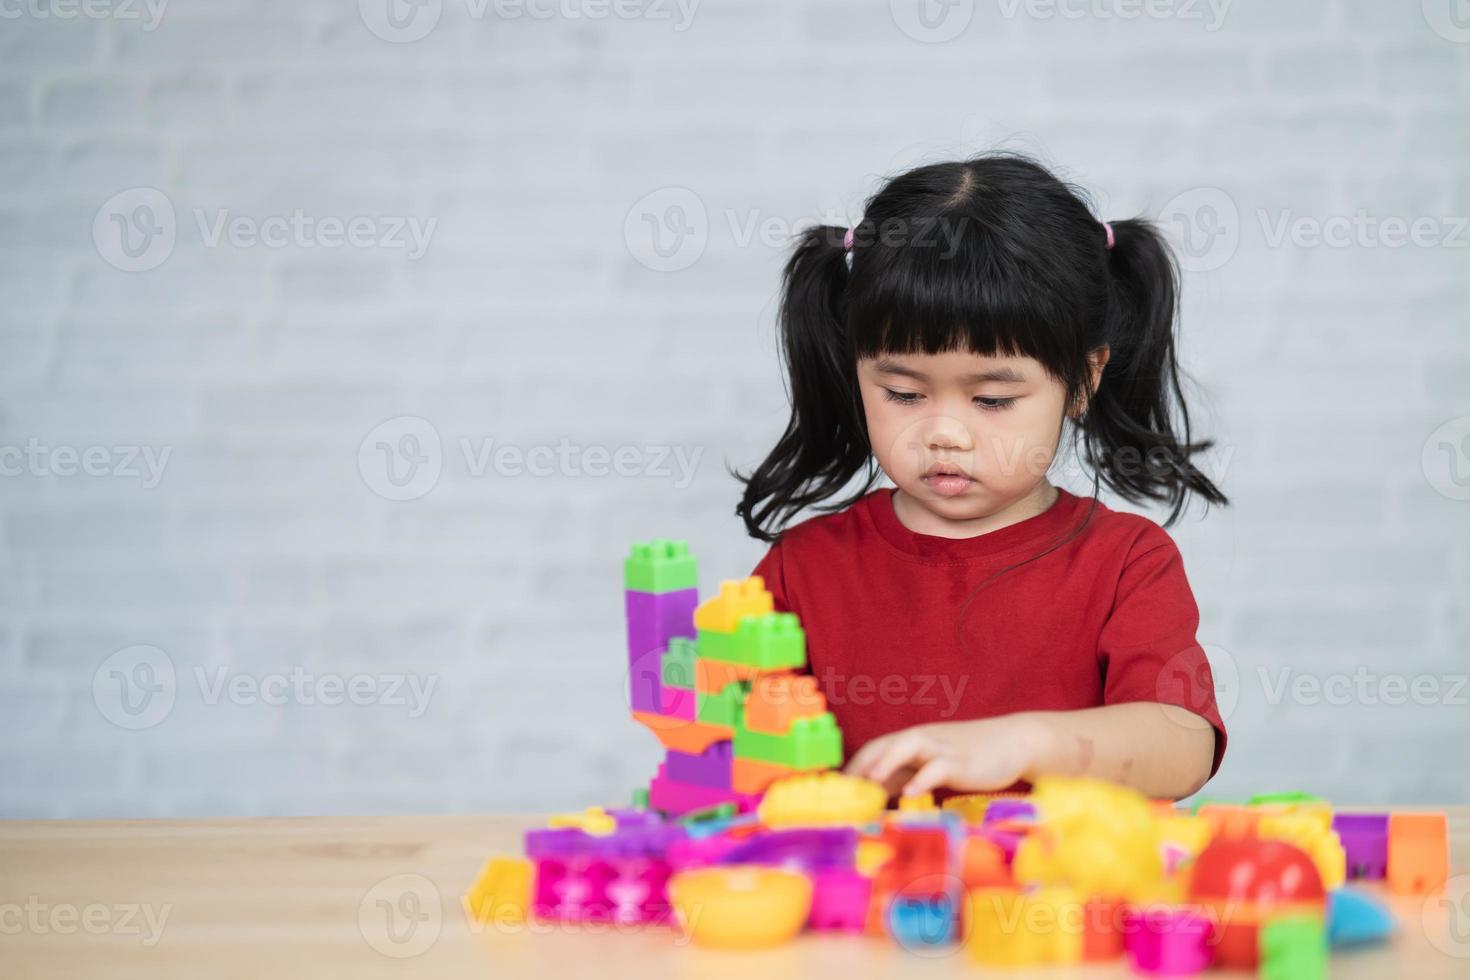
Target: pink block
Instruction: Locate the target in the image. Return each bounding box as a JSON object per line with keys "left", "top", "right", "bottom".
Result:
{"left": 809, "top": 869, "right": 872, "bottom": 932}
{"left": 1124, "top": 907, "right": 1214, "bottom": 976}
{"left": 660, "top": 686, "right": 696, "bottom": 720}
{"left": 647, "top": 766, "right": 759, "bottom": 817}
{"left": 533, "top": 857, "right": 672, "bottom": 925}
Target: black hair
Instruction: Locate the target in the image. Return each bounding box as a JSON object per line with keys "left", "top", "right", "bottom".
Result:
{"left": 734, "top": 152, "right": 1228, "bottom": 543}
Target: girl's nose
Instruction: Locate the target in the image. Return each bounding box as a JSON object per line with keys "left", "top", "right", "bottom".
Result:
{"left": 925, "top": 415, "right": 974, "bottom": 452}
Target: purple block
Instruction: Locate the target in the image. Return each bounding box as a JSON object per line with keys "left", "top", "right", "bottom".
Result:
{"left": 722, "top": 828, "right": 858, "bottom": 871}
{"left": 1335, "top": 813, "right": 1389, "bottom": 879}
{"left": 983, "top": 800, "right": 1035, "bottom": 824}
{"left": 625, "top": 588, "right": 698, "bottom": 715}
{"left": 665, "top": 741, "right": 733, "bottom": 788}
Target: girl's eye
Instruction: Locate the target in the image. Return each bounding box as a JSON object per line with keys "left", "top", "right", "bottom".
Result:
{"left": 975, "top": 397, "right": 1016, "bottom": 411}
{"left": 882, "top": 389, "right": 922, "bottom": 405}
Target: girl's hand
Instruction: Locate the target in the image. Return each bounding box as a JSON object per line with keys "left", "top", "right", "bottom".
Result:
{"left": 843, "top": 715, "right": 1051, "bottom": 799}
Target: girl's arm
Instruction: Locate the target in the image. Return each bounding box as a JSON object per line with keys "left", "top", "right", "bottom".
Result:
{"left": 844, "top": 702, "right": 1217, "bottom": 801}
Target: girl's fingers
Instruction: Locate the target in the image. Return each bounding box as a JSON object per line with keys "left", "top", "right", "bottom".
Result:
{"left": 901, "top": 757, "right": 950, "bottom": 799}
{"left": 844, "top": 736, "right": 889, "bottom": 778}
{"left": 867, "top": 730, "right": 932, "bottom": 786}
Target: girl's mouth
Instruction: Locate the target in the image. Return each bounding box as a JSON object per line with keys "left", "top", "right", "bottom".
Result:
{"left": 921, "top": 465, "right": 975, "bottom": 496}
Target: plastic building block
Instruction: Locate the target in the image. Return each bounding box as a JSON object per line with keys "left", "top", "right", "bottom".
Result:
{"left": 696, "top": 612, "right": 806, "bottom": 670}
{"left": 1122, "top": 905, "right": 1213, "bottom": 976}
{"left": 668, "top": 866, "right": 812, "bottom": 948}
{"left": 878, "top": 824, "right": 951, "bottom": 898}
{"left": 1260, "top": 914, "right": 1327, "bottom": 980}
{"left": 1187, "top": 838, "right": 1325, "bottom": 969}
{"left": 757, "top": 772, "right": 886, "bottom": 829}
{"left": 630, "top": 786, "right": 649, "bottom": 810}
{"left": 1334, "top": 813, "right": 1388, "bottom": 879}
{"left": 464, "top": 856, "right": 533, "bottom": 924}
{"left": 1012, "top": 777, "right": 1164, "bottom": 899}
{"left": 1258, "top": 811, "right": 1346, "bottom": 889}
{"left": 665, "top": 741, "right": 733, "bottom": 789}
{"left": 967, "top": 888, "right": 1048, "bottom": 966}
{"left": 627, "top": 645, "right": 663, "bottom": 715}
{"left": 1082, "top": 896, "right": 1123, "bottom": 962}
{"left": 1387, "top": 812, "right": 1449, "bottom": 894}
{"left": 899, "top": 792, "right": 937, "bottom": 813}
{"left": 661, "top": 637, "right": 696, "bottom": 690}
{"left": 809, "top": 869, "right": 872, "bottom": 932}
{"left": 940, "top": 791, "right": 1029, "bottom": 824}
{"left": 647, "top": 763, "right": 759, "bottom": 816}
{"left": 731, "top": 756, "right": 796, "bottom": 795}
{"left": 660, "top": 686, "right": 695, "bottom": 720}
{"left": 1196, "top": 803, "right": 1262, "bottom": 839}
{"left": 888, "top": 892, "right": 957, "bottom": 949}
{"left": 692, "top": 577, "right": 773, "bottom": 633}
{"left": 1251, "top": 791, "right": 1326, "bottom": 807}
{"left": 625, "top": 587, "right": 697, "bottom": 714}
{"left": 1327, "top": 887, "right": 1395, "bottom": 948}
{"left": 984, "top": 799, "right": 1035, "bottom": 823}
{"left": 630, "top": 713, "right": 730, "bottom": 754}
{"left": 724, "top": 828, "right": 858, "bottom": 870}
{"left": 624, "top": 539, "right": 697, "bottom": 593}
{"left": 743, "top": 672, "right": 827, "bottom": 734}
{"left": 548, "top": 806, "right": 616, "bottom": 836}
{"left": 733, "top": 711, "right": 842, "bottom": 769}
{"left": 676, "top": 801, "right": 737, "bottom": 826}
{"left": 695, "top": 658, "right": 762, "bottom": 696}
{"left": 695, "top": 679, "right": 750, "bottom": 727}
{"left": 960, "top": 835, "right": 1011, "bottom": 889}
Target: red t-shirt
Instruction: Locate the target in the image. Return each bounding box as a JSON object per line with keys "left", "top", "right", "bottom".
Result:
{"left": 750, "top": 485, "right": 1226, "bottom": 782}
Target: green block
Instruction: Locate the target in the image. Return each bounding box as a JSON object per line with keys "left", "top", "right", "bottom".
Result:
{"left": 696, "top": 613, "right": 806, "bottom": 670}
{"left": 631, "top": 786, "right": 649, "bottom": 810}
{"left": 1249, "top": 791, "right": 1325, "bottom": 807}
{"left": 733, "top": 711, "right": 842, "bottom": 770}
{"left": 678, "top": 802, "right": 737, "bottom": 826}
{"left": 1260, "top": 915, "right": 1327, "bottom": 980}
{"left": 696, "top": 680, "right": 750, "bottom": 727}
{"left": 661, "top": 637, "right": 697, "bottom": 690}
{"left": 1189, "top": 797, "right": 1240, "bottom": 814}
{"left": 624, "top": 539, "right": 697, "bottom": 593}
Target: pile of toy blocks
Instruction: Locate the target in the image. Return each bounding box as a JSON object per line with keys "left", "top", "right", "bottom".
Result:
{"left": 623, "top": 540, "right": 842, "bottom": 815}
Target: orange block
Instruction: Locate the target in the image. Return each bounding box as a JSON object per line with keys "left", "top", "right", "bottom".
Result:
{"left": 744, "top": 673, "right": 827, "bottom": 734}
{"left": 732, "top": 756, "right": 796, "bottom": 795}
{"left": 1387, "top": 812, "right": 1448, "bottom": 894}
{"left": 960, "top": 835, "right": 1011, "bottom": 889}
{"left": 631, "top": 712, "right": 731, "bottom": 754}
{"left": 1197, "top": 804, "right": 1261, "bottom": 840}
{"left": 695, "top": 658, "right": 763, "bottom": 695}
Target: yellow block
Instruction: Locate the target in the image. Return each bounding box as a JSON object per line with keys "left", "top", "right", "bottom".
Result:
{"left": 967, "top": 888, "right": 1048, "bottom": 966}
{"left": 464, "top": 856, "right": 532, "bottom": 924}
{"left": 758, "top": 772, "right": 886, "bottom": 829}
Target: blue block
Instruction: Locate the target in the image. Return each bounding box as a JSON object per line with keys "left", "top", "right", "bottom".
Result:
{"left": 1328, "top": 888, "right": 1395, "bottom": 948}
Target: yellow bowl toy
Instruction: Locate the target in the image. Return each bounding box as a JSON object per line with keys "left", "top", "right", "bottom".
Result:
{"left": 668, "top": 866, "right": 813, "bottom": 948}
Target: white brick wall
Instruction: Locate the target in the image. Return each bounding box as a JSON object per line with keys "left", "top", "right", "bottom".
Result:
{"left": 0, "top": 0, "right": 1467, "bottom": 817}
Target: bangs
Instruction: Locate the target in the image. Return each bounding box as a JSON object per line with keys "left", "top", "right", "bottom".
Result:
{"left": 845, "top": 234, "right": 1081, "bottom": 381}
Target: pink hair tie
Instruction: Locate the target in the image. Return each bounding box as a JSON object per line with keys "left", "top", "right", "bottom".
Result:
{"left": 1102, "top": 221, "right": 1115, "bottom": 250}
{"left": 842, "top": 226, "right": 855, "bottom": 251}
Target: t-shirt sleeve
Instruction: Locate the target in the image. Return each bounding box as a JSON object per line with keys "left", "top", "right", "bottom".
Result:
{"left": 1098, "top": 532, "right": 1228, "bottom": 778}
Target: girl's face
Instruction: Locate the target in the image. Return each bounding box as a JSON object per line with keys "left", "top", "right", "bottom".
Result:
{"left": 856, "top": 348, "right": 1106, "bottom": 527}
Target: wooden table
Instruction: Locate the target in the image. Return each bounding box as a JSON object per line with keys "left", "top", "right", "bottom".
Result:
{"left": 3, "top": 810, "right": 1468, "bottom": 979}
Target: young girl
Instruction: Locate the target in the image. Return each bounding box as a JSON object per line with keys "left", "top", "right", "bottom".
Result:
{"left": 737, "top": 154, "right": 1228, "bottom": 803}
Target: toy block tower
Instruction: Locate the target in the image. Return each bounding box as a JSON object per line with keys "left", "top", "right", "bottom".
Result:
{"left": 624, "top": 540, "right": 844, "bottom": 816}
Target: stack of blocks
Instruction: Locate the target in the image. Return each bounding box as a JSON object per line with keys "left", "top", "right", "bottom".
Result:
{"left": 624, "top": 541, "right": 844, "bottom": 816}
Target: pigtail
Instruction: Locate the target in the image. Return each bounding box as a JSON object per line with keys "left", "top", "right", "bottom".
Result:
{"left": 733, "top": 224, "right": 875, "bottom": 542}
{"left": 1081, "top": 216, "right": 1228, "bottom": 526}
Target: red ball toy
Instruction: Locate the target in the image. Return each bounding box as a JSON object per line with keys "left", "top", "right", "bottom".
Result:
{"left": 1187, "top": 838, "right": 1325, "bottom": 968}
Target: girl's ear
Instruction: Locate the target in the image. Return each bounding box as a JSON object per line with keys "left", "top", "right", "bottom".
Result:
{"left": 1069, "top": 346, "right": 1111, "bottom": 418}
